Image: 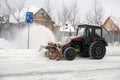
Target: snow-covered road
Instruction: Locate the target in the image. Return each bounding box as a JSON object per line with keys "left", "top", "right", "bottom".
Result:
{"left": 0, "top": 45, "right": 120, "bottom": 80}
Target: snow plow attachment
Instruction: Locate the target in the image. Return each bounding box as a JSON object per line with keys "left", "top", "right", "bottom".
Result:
{"left": 44, "top": 42, "right": 63, "bottom": 60}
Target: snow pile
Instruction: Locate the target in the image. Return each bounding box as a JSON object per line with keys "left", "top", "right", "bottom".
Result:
{"left": 0, "top": 49, "right": 49, "bottom": 61}
{"left": 0, "top": 38, "right": 11, "bottom": 49}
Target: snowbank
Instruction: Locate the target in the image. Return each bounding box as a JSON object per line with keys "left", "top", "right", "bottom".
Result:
{"left": 0, "top": 38, "right": 12, "bottom": 49}
{"left": 0, "top": 49, "right": 49, "bottom": 62}
{"left": 106, "top": 42, "right": 120, "bottom": 56}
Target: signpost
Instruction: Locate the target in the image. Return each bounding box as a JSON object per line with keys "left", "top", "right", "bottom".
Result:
{"left": 26, "top": 12, "right": 33, "bottom": 49}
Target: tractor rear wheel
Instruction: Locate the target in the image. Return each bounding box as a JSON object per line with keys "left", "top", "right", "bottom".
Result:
{"left": 64, "top": 47, "right": 76, "bottom": 60}
{"left": 89, "top": 41, "right": 106, "bottom": 59}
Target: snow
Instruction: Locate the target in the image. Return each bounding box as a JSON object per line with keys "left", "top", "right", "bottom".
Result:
{"left": 0, "top": 38, "right": 10, "bottom": 49}
{"left": 60, "top": 23, "right": 75, "bottom": 32}
{"left": 10, "top": 24, "right": 56, "bottom": 49}
{"left": 0, "top": 38, "right": 120, "bottom": 80}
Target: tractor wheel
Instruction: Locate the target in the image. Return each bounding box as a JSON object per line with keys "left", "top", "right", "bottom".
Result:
{"left": 89, "top": 41, "right": 106, "bottom": 59}
{"left": 64, "top": 47, "right": 76, "bottom": 60}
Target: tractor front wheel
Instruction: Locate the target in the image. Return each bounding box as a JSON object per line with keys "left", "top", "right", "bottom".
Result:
{"left": 64, "top": 47, "right": 76, "bottom": 60}
{"left": 89, "top": 41, "right": 106, "bottom": 59}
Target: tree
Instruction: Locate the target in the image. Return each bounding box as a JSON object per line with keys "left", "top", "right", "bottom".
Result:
{"left": 85, "top": 11, "right": 93, "bottom": 24}
{"left": 43, "top": 0, "right": 55, "bottom": 20}
{"left": 57, "top": 4, "right": 69, "bottom": 26}
{"left": 57, "top": 0, "right": 80, "bottom": 27}
{"left": 2, "top": 0, "right": 12, "bottom": 27}
{"left": 69, "top": 0, "right": 80, "bottom": 29}
{"left": 85, "top": 0, "right": 104, "bottom": 25}
{"left": 13, "top": 0, "right": 25, "bottom": 28}
{"left": 4, "top": 0, "right": 25, "bottom": 28}
{"left": 92, "top": 0, "right": 104, "bottom": 25}
{"left": 44, "top": 0, "right": 51, "bottom": 16}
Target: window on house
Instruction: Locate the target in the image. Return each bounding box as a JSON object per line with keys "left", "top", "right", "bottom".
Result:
{"left": 38, "top": 11, "right": 46, "bottom": 16}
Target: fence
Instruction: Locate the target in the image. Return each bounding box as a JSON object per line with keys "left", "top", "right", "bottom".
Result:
{"left": 54, "top": 31, "right": 120, "bottom": 43}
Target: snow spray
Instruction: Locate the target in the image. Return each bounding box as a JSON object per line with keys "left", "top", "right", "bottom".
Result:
{"left": 12, "top": 23, "right": 56, "bottom": 49}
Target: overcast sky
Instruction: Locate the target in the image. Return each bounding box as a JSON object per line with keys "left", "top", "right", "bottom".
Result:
{"left": 0, "top": 0, "right": 120, "bottom": 22}
{"left": 25, "top": 0, "right": 120, "bottom": 21}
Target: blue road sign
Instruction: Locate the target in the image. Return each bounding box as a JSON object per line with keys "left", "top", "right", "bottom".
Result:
{"left": 26, "top": 12, "right": 34, "bottom": 23}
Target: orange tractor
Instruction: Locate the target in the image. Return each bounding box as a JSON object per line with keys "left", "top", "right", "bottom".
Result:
{"left": 44, "top": 25, "right": 108, "bottom": 60}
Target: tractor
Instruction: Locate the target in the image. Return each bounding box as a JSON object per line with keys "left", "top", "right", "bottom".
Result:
{"left": 44, "top": 24, "right": 108, "bottom": 60}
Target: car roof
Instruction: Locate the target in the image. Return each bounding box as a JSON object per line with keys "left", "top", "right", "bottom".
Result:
{"left": 78, "top": 24, "right": 102, "bottom": 29}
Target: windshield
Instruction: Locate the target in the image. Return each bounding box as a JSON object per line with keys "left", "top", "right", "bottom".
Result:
{"left": 77, "top": 28, "right": 85, "bottom": 36}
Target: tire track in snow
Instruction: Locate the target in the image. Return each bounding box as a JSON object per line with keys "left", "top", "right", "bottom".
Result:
{"left": 0, "top": 67, "right": 120, "bottom": 78}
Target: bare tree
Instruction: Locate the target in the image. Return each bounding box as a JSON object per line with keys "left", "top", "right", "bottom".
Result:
{"left": 44, "top": 0, "right": 55, "bottom": 20}
{"left": 57, "top": 4, "right": 69, "bottom": 25}
{"left": 44, "top": 0, "right": 51, "bottom": 16}
{"left": 13, "top": 0, "right": 25, "bottom": 28}
{"left": 57, "top": 0, "right": 80, "bottom": 27}
{"left": 69, "top": 0, "right": 80, "bottom": 29}
{"left": 4, "top": 0, "right": 25, "bottom": 28}
{"left": 3, "top": 0, "right": 13, "bottom": 27}
{"left": 85, "top": 11, "right": 93, "bottom": 24}
{"left": 85, "top": 0, "right": 104, "bottom": 25}
{"left": 92, "top": 0, "right": 104, "bottom": 25}
{"left": 1, "top": 0, "right": 25, "bottom": 39}
{"left": 62, "top": 4, "right": 70, "bottom": 25}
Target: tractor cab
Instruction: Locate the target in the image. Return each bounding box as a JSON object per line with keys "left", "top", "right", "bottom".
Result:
{"left": 76, "top": 25, "right": 102, "bottom": 39}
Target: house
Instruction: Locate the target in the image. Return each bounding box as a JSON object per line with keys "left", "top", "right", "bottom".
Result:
{"left": 103, "top": 16, "right": 120, "bottom": 42}
{"left": 34, "top": 8, "right": 54, "bottom": 30}
{"left": 103, "top": 16, "right": 120, "bottom": 34}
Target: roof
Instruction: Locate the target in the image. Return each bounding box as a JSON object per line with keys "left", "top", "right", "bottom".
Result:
{"left": 78, "top": 24, "right": 102, "bottom": 29}
{"left": 110, "top": 16, "right": 120, "bottom": 29}
{"left": 34, "top": 8, "right": 51, "bottom": 20}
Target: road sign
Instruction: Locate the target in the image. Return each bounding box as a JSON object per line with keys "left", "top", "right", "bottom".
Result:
{"left": 25, "top": 12, "right": 33, "bottom": 49}
{"left": 26, "top": 12, "right": 33, "bottom": 23}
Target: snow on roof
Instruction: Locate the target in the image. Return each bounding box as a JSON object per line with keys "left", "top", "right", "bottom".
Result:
{"left": 60, "top": 26, "right": 74, "bottom": 32}
{"left": 110, "top": 16, "right": 120, "bottom": 29}
{"left": 10, "top": 5, "right": 39, "bottom": 23}
{"left": 60, "top": 23, "right": 75, "bottom": 32}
